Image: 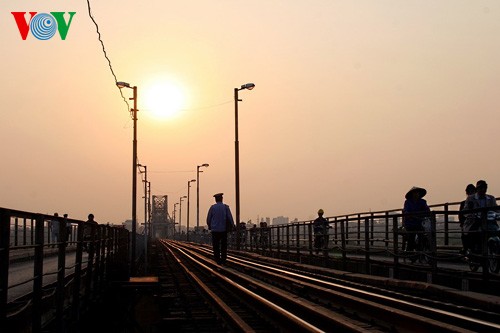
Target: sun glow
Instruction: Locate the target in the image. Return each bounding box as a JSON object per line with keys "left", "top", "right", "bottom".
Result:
{"left": 143, "top": 82, "right": 185, "bottom": 120}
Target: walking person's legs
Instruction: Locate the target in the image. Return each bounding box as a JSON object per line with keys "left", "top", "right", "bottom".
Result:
{"left": 220, "top": 232, "right": 228, "bottom": 264}
{"left": 212, "top": 232, "right": 222, "bottom": 264}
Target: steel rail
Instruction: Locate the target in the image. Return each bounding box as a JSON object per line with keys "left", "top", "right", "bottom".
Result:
{"left": 163, "top": 240, "right": 378, "bottom": 332}
{"left": 161, "top": 239, "right": 329, "bottom": 332}
{"left": 174, "top": 241, "right": 500, "bottom": 332}
{"left": 229, "top": 255, "right": 498, "bottom": 332}
{"left": 161, "top": 241, "right": 256, "bottom": 333}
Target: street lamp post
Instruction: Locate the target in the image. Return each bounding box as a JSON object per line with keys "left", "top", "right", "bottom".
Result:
{"left": 187, "top": 179, "right": 196, "bottom": 241}
{"left": 196, "top": 163, "right": 209, "bottom": 231}
{"left": 138, "top": 164, "right": 148, "bottom": 234}
{"left": 173, "top": 203, "right": 179, "bottom": 238}
{"left": 179, "top": 196, "right": 187, "bottom": 238}
{"left": 146, "top": 181, "right": 151, "bottom": 236}
{"left": 138, "top": 164, "right": 148, "bottom": 273}
{"left": 116, "top": 80, "right": 138, "bottom": 275}
{"left": 234, "top": 83, "right": 255, "bottom": 250}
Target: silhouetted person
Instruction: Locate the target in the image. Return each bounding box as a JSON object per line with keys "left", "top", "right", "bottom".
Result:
{"left": 313, "top": 209, "right": 329, "bottom": 254}
{"left": 462, "top": 180, "right": 497, "bottom": 252}
{"left": 402, "top": 186, "right": 431, "bottom": 255}
{"left": 459, "top": 184, "right": 476, "bottom": 254}
{"left": 259, "top": 221, "right": 270, "bottom": 249}
{"left": 206, "top": 193, "right": 235, "bottom": 265}
{"left": 49, "top": 213, "right": 60, "bottom": 247}
{"left": 63, "top": 213, "right": 71, "bottom": 242}
{"left": 83, "top": 213, "right": 98, "bottom": 251}
{"left": 250, "top": 224, "right": 258, "bottom": 247}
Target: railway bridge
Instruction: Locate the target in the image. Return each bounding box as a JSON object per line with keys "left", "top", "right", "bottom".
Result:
{"left": 1, "top": 200, "right": 500, "bottom": 332}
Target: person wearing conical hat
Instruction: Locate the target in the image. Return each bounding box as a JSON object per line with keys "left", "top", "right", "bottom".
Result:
{"left": 402, "top": 186, "right": 430, "bottom": 255}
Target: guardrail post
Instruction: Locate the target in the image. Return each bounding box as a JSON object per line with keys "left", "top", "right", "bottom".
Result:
{"left": 340, "top": 220, "right": 347, "bottom": 270}
{"left": 268, "top": 227, "right": 273, "bottom": 254}
{"left": 393, "top": 215, "right": 400, "bottom": 278}
{"left": 308, "top": 222, "right": 313, "bottom": 256}
{"left": 385, "top": 212, "right": 390, "bottom": 249}
{"left": 370, "top": 213, "right": 375, "bottom": 247}
{"left": 72, "top": 220, "right": 84, "bottom": 322}
{"left": 32, "top": 214, "right": 45, "bottom": 332}
{"left": 345, "top": 215, "right": 349, "bottom": 245}
{"left": 364, "top": 217, "right": 370, "bottom": 274}
{"left": 286, "top": 224, "right": 290, "bottom": 255}
{"left": 480, "top": 211, "right": 490, "bottom": 281}
{"left": 0, "top": 210, "right": 10, "bottom": 323}
{"left": 431, "top": 212, "right": 438, "bottom": 271}
{"left": 295, "top": 223, "right": 300, "bottom": 256}
{"left": 84, "top": 223, "right": 97, "bottom": 305}
{"left": 444, "top": 203, "right": 449, "bottom": 245}
{"left": 56, "top": 216, "right": 67, "bottom": 332}
{"left": 14, "top": 217, "right": 18, "bottom": 246}
{"left": 334, "top": 217, "right": 338, "bottom": 246}
{"left": 23, "top": 217, "right": 27, "bottom": 245}
{"left": 277, "top": 226, "right": 281, "bottom": 255}
{"left": 357, "top": 214, "right": 361, "bottom": 246}
{"left": 93, "top": 225, "right": 102, "bottom": 294}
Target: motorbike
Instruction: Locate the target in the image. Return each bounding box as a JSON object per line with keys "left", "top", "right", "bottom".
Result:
{"left": 466, "top": 211, "right": 500, "bottom": 273}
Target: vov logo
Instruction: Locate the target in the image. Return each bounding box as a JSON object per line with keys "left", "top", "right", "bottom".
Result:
{"left": 12, "top": 12, "right": 76, "bottom": 40}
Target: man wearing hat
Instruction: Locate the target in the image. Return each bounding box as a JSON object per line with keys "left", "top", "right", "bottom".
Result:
{"left": 206, "top": 193, "right": 235, "bottom": 265}
{"left": 402, "top": 186, "right": 431, "bottom": 255}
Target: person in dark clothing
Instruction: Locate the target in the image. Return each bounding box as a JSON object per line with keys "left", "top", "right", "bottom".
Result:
{"left": 462, "top": 180, "right": 498, "bottom": 254}
{"left": 313, "top": 209, "right": 329, "bottom": 254}
{"left": 206, "top": 193, "right": 235, "bottom": 265}
{"left": 459, "top": 184, "right": 476, "bottom": 254}
{"left": 402, "top": 186, "right": 431, "bottom": 254}
{"left": 64, "top": 214, "right": 72, "bottom": 242}
{"left": 83, "top": 213, "right": 98, "bottom": 251}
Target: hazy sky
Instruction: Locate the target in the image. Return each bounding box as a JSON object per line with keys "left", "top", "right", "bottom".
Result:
{"left": 1, "top": 1, "right": 499, "bottom": 226}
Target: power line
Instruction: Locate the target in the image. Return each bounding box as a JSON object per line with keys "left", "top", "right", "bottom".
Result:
{"left": 86, "top": 0, "right": 129, "bottom": 113}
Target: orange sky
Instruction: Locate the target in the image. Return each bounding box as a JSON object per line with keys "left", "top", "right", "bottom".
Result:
{"left": 1, "top": 1, "right": 500, "bottom": 226}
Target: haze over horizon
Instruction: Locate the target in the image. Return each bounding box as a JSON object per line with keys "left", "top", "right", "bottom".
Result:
{"left": 2, "top": 1, "right": 499, "bottom": 225}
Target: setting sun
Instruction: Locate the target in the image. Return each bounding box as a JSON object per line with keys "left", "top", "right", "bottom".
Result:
{"left": 143, "top": 81, "right": 185, "bottom": 120}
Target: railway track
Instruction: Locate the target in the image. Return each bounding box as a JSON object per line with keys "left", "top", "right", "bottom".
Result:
{"left": 158, "top": 240, "right": 500, "bottom": 333}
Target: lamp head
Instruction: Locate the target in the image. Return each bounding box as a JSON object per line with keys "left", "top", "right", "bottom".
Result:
{"left": 190, "top": 179, "right": 196, "bottom": 183}
{"left": 116, "top": 81, "right": 131, "bottom": 89}
{"left": 241, "top": 83, "right": 255, "bottom": 90}
{"left": 202, "top": 163, "right": 209, "bottom": 167}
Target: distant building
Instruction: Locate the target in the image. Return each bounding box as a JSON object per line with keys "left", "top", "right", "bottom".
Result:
{"left": 272, "top": 216, "right": 289, "bottom": 225}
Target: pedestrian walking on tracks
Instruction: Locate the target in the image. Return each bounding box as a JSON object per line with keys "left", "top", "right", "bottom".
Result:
{"left": 206, "top": 193, "right": 235, "bottom": 265}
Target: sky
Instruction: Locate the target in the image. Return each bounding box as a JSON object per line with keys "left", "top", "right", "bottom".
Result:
{"left": 1, "top": 1, "right": 500, "bottom": 226}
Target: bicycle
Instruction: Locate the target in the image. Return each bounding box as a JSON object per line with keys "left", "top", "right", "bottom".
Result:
{"left": 403, "top": 218, "right": 433, "bottom": 264}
